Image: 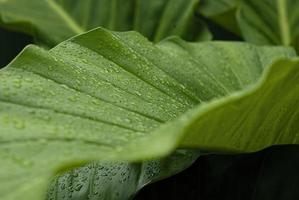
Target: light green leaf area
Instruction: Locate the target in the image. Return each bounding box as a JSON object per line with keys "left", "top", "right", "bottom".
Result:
{"left": 198, "top": 0, "right": 299, "bottom": 51}
{"left": 0, "top": 28, "right": 298, "bottom": 200}
{"left": 0, "top": 0, "right": 210, "bottom": 46}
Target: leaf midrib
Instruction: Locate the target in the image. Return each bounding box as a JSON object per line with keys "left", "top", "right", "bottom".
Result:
{"left": 46, "top": 0, "right": 84, "bottom": 34}
{"left": 277, "top": 0, "right": 291, "bottom": 46}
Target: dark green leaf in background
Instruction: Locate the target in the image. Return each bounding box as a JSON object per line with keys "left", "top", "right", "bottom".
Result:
{"left": 198, "top": 0, "right": 240, "bottom": 35}
{"left": 199, "top": 0, "right": 299, "bottom": 51}
{"left": 237, "top": 0, "right": 299, "bottom": 51}
{"left": 0, "top": 0, "right": 211, "bottom": 46}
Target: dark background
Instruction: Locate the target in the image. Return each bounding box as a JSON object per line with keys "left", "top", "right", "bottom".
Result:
{"left": 135, "top": 145, "right": 299, "bottom": 200}
{"left": 0, "top": 27, "right": 32, "bottom": 67}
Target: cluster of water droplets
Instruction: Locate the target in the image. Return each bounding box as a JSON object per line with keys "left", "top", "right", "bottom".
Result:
{"left": 47, "top": 162, "right": 140, "bottom": 200}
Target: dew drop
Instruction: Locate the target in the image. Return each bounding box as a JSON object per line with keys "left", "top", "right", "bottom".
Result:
{"left": 60, "top": 183, "right": 66, "bottom": 190}
{"left": 68, "top": 96, "right": 78, "bottom": 102}
{"left": 13, "top": 79, "right": 22, "bottom": 88}
{"left": 74, "top": 184, "right": 83, "bottom": 191}
{"left": 22, "top": 159, "right": 33, "bottom": 167}
{"left": 48, "top": 65, "right": 54, "bottom": 71}
{"left": 13, "top": 119, "right": 25, "bottom": 129}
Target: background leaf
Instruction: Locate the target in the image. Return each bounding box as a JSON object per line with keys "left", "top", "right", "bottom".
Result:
{"left": 198, "top": 0, "right": 299, "bottom": 51}
{"left": 237, "top": 0, "right": 299, "bottom": 51}
{"left": 0, "top": 0, "right": 211, "bottom": 46}
{"left": 198, "top": 0, "right": 240, "bottom": 35}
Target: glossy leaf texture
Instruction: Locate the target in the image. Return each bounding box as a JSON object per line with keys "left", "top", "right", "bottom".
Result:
{"left": 0, "top": 0, "right": 211, "bottom": 46}
{"left": 153, "top": 38, "right": 299, "bottom": 152}
{"left": 198, "top": 0, "right": 299, "bottom": 51}
{"left": 0, "top": 1, "right": 210, "bottom": 197}
{"left": 0, "top": 0, "right": 210, "bottom": 196}
{"left": 0, "top": 28, "right": 298, "bottom": 200}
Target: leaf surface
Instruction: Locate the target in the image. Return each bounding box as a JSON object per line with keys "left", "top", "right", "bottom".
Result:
{"left": 0, "top": 28, "right": 298, "bottom": 200}
{"left": 0, "top": 0, "right": 210, "bottom": 197}
{"left": 47, "top": 150, "right": 199, "bottom": 200}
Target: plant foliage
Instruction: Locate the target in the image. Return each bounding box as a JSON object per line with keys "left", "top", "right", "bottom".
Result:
{"left": 0, "top": 0, "right": 210, "bottom": 46}
{"left": 0, "top": 1, "right": 299, "bottom": 200}
{"left": 1, "top": 27, "right": 299, "bottom": 200}
{"left": 199, "top": 0, "right": 299, "bottom": 51}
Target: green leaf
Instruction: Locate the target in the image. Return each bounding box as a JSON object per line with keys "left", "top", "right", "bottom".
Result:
{"left": 0, "top": 29, "right": 200, "bottom": 200}
{"left": 237, "top": 0, "right": 299, "bottom": 51}
{"left": 0, "top": 0, "right": 211, "bottom": 197}
{"left": 47, "top": 150, "right": 199, "bottom": 200}
{"left": 198, "top": 0, "right": 299, "bottom": 51}
{"left": 0, "top": 0, "right": 211, "bottom": 46}
{"left": 198, "top": 0, "right": 240, "bottom": 35}
{"left": 0, "top": 27, "right": 298, "bottom": 200}
{"left": 157, "top": 45, "right": 299, "bottom": 151}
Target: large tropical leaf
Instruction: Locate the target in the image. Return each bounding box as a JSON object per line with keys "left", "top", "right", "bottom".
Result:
{"left": 198, "top": 0, "right": 299, "bottom": 51}
{"left": 0, "top": 0, "right": 210, "bottom": 46}
{"left": 0, "top": 8, "right": 202, "bottom": 200}
{"left": 0, "top": 28, "right": 298, "bottom": 200}
{"left": 0, "top": 0, "right": 210, "bottom": 198}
